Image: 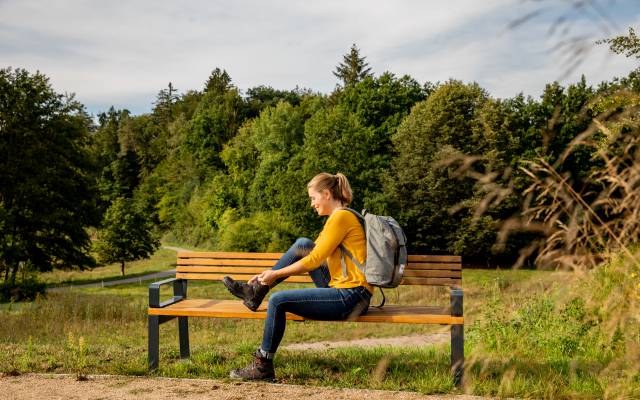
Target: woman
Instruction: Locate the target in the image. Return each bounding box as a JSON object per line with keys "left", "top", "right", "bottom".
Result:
{"left": 223, "top": 172, "right": 372, "bottom": 380}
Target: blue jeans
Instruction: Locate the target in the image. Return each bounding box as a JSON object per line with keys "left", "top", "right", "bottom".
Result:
{"left": 260, "top": 238, "right": 372, "bottom": 354}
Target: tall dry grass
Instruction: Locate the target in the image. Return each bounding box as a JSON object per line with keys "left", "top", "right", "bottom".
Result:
{"left": 448, "top": 88, "right": 640, "bottom": 397}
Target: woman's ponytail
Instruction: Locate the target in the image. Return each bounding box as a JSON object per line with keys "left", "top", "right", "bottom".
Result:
{"left": 307, "top": 172, "right": 353, "bottom": 206}
{"left": 334, "top": 173, "right": 353, "bottom": 206}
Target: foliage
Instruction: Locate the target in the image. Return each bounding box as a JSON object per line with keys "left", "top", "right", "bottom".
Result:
{"left": 94, "top": 197, "right": 160, "bottom": 276}
{"left": 386, "top": 80, "right": 491, "bottom": 253}
{"left": 333, "top": 43, "right": 373, "bottom": 87}
{"left": 0, "top": 275, "right": 46, "bottom": 302}
{"left": 0, "top": 67, "right": 100, "bottom": 284}
{"left": 216, "top": 209, "right": 299, "bottom": 252}
{"left": 597, "top": 27, "right": 640, "bottom": 60}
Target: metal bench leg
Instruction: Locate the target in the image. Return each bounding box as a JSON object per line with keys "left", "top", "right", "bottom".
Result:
{"left": 149, "top": 315, "right": 160, "bottom": 370}
{"left": 178, "top": 317, "right": 190, "bottom": 359}
{"left": 451, "top": 323, "right": 464, "bottom": 387}
{"left": 450, "top": 288, "right": 464, "bottom": 387}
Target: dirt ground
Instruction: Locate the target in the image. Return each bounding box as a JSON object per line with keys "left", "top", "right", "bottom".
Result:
{"left": 1, "top": 374, "right": 485, "bottom": 400}
{"left": 282, "top": 333, "right": 450, "bottom": 351}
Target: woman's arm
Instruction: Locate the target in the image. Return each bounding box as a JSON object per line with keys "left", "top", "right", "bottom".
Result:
{"left": 253, "top": 260, "right": 307, "bottom": 286}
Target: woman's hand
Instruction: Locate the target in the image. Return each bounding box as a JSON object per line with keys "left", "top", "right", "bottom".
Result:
{"left": 257, "top": 270, "right": 279, "bottom": 286}
{"left": 248, "top": 274, "right": 260, "bottom": 285}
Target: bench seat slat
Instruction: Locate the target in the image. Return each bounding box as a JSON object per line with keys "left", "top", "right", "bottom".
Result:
{"left": 178, "top": 260, "right": 462, "bottom": 270}
{"left": 178, "top": 252, "right": 461, "bottom": 263}
{"left": 402, "top": 270, "right": 461, "bottom": 278}
{"left": 178, "top": 251, "right": 282, "bottom": 259}
{"left": 175, "top": 273, "right": 460, "bottom": 286}
{"left": 177, "top": 259, "right": 277, "bottom": 267}
{"left": 401, "top": 277, "right": 461, "bottom": 286}
{"left": 407, "top": 255, "right": 461, "bottom": 262}
{"left": 405, "top": 262, "right": 462, "bottom": 271}
{"left": 175, "top": 273, "right": 314, "bottom": 283}
{"left": 177, "top": 266, "right": 272, "bottom": 274}
{"left": 176, "top": 266, "right": 461, "bottom": 279}
{"left": 148, "top": 299, "right": 464, "bottom": 325}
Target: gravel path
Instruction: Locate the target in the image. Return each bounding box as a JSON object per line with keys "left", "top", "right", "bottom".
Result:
{"left": 1, "top": 374, "right": 483, "bottom": 400}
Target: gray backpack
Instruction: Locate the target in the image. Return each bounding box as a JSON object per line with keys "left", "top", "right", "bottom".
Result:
{"left": 339, "top": 208, "right": 408, "bottom": 306}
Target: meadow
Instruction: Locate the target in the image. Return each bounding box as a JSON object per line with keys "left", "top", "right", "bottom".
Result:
{"left": 2, "top": 249, "right": 638, "bottom": 399}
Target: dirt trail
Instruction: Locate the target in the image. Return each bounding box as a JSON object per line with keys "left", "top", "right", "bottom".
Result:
{"left": 1, "top": 374, "right": 483, "bottom": 400}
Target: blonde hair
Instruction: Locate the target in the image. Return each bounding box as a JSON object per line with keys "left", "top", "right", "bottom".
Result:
{"left": 307, "top": 172, "right": 353, "bottom": 206}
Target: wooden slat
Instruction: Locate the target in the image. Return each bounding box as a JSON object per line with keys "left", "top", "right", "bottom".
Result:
{"left": 178, "top": 252, "right": 460, "bottom": 263}
{"left": 175, "top": 273, "right": 314, "bottom": 283}
{"left": 177, "top": 266, "right": 271, "bottom": 274}
{"left": 176, "top": 273, "right": 459, "bottom": 287}
{"left": 177, "top": 266, "right": 462, "bottom": 277}
{"left": 400, "top": 277, "right": 461, "bottom": 286}
{"left": 407, "top": 255, "right": 461, "bottom": 262}
{"left": 177, "top": 259, "right": 277, "bottom": 267}
{"left": 402, "top": 270, "right": 461, "bottom": 278}
{"left": 405, "top": 262, "right": 462, "bottom": 271}
{"left": 178, "top": 251, "right": 283, "bottom": 259}
{"left": 178, "top": 260, "right": 461, "bottom": 270}
{"left": 148, "top": 299, "right": 464, "bottom": 325}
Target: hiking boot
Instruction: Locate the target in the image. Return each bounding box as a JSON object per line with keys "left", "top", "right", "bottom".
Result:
{"left": 222, "top": 276, "right": 270, "bottom": 311}
{"left": 229, "top": 350, "right": 275, "bottom": 381}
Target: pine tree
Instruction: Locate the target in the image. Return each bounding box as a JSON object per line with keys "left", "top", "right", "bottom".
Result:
{"left": 152, "top": 82, "right": 178, "bottom": 122}
{"left": 333, "top": 44, "right": 373, "bottom": 87}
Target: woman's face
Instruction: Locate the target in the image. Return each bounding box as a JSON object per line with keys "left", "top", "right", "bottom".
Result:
{"left": 308, "top": 187, "right": 333, "bottom": 216}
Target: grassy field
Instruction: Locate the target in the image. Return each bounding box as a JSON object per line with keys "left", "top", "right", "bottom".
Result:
{"left": 39, "top": 248, "right": 178, "bottom": 286}
{"left": 1, "top": 250, "right": 638, "bottom": 399}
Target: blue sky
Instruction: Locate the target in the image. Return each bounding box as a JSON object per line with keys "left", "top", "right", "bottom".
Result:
{"left": 1, "top": 0, "right": 638, "bottom": 116}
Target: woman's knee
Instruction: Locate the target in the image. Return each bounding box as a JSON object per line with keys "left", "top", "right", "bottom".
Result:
{"left": 293, "top": 237, "right": 314, "bottom": 256}
{"left": 268, "top": 291, "right": 287, "bottom": 309}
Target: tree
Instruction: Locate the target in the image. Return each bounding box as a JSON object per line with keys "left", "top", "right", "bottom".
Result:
{"left": 0, "top": 67, "right": 100, "bottom": 284}
{"left": 204, "top": 68, "right": 233, "bottom": 95}
{"left": 333, "top": 44, "right": 373, "bottom": 87}
{"left": 95, "top": 197, "right": 159, "bottom": 276}
{"left": 386, "top": 80, "right": 490, "bottom": 253}
{"left": 152, "top": 82, "right": 179, "bottom": 123}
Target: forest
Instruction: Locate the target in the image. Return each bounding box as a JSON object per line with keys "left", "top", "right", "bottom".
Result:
{"left": 1, "top": 32, "right": 639, "bottom": 293}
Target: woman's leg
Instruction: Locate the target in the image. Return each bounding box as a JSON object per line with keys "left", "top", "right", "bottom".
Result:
{"left": 230, "top": 286, "right": 371, "bottom": 380}
{"left": 260, "top": 286, "right": 371, "bottom": 355}
{"left": 223, "top": 237, "right": 318, "bottom": 311}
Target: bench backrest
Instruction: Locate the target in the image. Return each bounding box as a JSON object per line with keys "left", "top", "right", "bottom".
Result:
{"left": 176, "top": 251, "right": 461, "bottom": 288}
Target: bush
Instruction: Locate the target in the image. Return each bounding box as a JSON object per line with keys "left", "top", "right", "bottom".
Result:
{"left": 0, "top": 277, "right": 46, "bottom": 302}
{"left": 216, "top": 209, "right": 298, "bottom": 252}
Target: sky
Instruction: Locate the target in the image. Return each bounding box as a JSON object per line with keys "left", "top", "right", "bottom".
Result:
{"left": 1, "top": 0, "right": 639, "bottom": 116}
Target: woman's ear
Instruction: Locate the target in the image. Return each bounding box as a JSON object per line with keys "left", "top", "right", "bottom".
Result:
{"left": 322, "top": 189, "right": 332, "bottom": 200}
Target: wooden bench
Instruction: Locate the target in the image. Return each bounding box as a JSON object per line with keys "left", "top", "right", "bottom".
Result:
{"left": 148, "top": 251, "right": 464, "bottom": 385}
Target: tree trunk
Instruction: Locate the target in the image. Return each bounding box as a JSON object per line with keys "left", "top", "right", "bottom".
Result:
{"left": 9, "top": 262, "right": 19, "bottom": 285}
{"left": 121, "top": 261, "right": 125, "bottom": 276}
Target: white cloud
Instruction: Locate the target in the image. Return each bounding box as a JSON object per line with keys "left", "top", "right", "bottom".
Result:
{"left": 0, "top": 0, "right": 637, "bottom": 114}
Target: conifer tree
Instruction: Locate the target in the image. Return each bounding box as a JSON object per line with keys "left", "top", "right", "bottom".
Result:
{"left": 333, "top": 44, "right": 373, "bottom": 87}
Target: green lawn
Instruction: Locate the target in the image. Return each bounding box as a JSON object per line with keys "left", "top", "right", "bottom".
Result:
{"left": 40, "top": 248, "right": 178, "bottom": 286}
{"left": 1, "top": 250, "right": 638, "bottom": 399}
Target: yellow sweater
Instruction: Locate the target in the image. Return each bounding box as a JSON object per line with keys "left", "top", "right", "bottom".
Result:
{"left": 299, "top": 209, "right": 372, "bottom": 293}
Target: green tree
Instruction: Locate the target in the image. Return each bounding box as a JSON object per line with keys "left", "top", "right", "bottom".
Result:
{"left": 386, "top": 80, "right": 490, "bottom": 253}
{"left": 95, "top": 197, "right": 159, "bottom": 276}
{"left": 333, "top": 43, "right": 373, "bottom": 87}
{"left": 597, "top": 27, "right": 640, "bottom": 60}
{"left": 0, "top": 67, "right": 100, "bottom": 284}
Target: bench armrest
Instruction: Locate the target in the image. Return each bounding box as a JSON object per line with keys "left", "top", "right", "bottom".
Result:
{"left": 450, "top": 288, "right": 463, "bottom": 317}
{"left": 149, "top": 278, "right": 187, "bottom": 308}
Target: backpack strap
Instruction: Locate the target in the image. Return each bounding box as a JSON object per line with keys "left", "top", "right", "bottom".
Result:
{"left": 339, "top": 244, "right": 385, "bottom": 308}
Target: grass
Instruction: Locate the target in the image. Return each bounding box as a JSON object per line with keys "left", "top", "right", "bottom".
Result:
{"left": 6, "top": 251, "right": 637, "bottom": 398}
{"left": 1, "top": 251, "right": 638, "bottom": 398}
{"left": 39, "top": 248, "right": 178, "bottom": 287}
